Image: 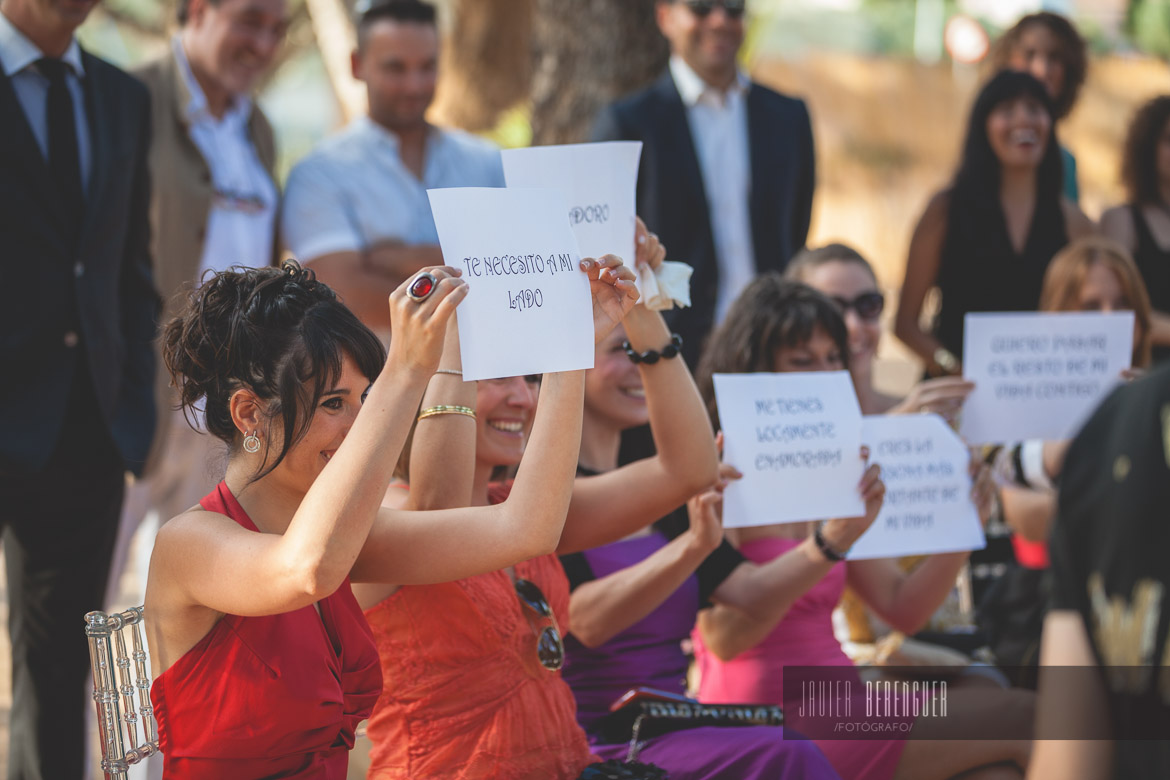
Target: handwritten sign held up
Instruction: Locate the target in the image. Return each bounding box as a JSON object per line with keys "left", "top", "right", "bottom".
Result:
{"left": 427, "top": 187, "right": 593, "bottom": 381}
{"left": 715, "top": 371, "right": 864, "bottom": 527}
{"left": 501, "top": 141, "right": 643, "bottom": 288}
{"left": 960, "top": 311, "right": 1134, "bottom": 444}
{"left": 849, "top": 414, "right": 985, "bottom": 560}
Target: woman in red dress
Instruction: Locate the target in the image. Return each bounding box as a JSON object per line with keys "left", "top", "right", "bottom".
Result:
{"left": 144, "top": 258, "right": 637, "bottom": 778}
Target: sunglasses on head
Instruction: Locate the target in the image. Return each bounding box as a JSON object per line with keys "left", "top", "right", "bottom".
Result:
{"left": 681, "top": 0, "right": 746, "bottom": 19}
{"left": 829, "top": 291, "right": 885, "bottom": 322}
{"left": 514, "top": 578, "right": 565, "bottom": 671}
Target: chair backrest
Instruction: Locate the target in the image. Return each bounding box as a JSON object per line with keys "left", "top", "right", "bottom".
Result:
{"left": 85, "top": 606, "right": 159, "bottom": 779}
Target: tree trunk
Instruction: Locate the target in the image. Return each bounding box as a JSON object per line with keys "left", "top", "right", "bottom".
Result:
{"left": 430, "top": 0, "right": 536, "bottom": 132}
{"left": 530, "top": 0, "right": 668, "bottom": 145}
{"left": 303, "top": 0, "right": 366, "bottom": 122}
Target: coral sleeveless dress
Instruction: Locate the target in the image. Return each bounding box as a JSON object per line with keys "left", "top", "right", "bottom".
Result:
{"left": 692, "top": 537, "right": 907, "bottom": 780}
{"left": 362, "top": 484, "right": 595, "bottom": 779}
{"left": 149, "top": 482, "right": 382, "bottom": 779}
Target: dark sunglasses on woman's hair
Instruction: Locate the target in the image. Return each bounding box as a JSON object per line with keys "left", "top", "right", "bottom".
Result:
{"left": 829, "top": 291, "right": 885, "bottom": 322}
{"left": 682, "top": 0, "right": 746, "bottom": 19}
{"left": 514, "top": 578, "right": 565, "bottom": 671}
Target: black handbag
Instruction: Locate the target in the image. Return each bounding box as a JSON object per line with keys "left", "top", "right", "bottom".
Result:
{"left": 595, "top": 687, "right": 785, "bottom": 746}
{"left": 576, "top": 759, "right": 670, "bottom": 779}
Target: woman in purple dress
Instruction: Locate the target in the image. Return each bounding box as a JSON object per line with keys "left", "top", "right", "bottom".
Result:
{"left": 555, "top": 249, "right": 888, "bottom": 780}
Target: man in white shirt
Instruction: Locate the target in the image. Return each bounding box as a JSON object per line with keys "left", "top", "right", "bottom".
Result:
{"left": 592, "top": 0, "right": 815, "bottom": 368}
{"left": 282, "top": 0, "right": 503, "bottom": 339}
{"left": 109, "top": 0, "right": 286, "bottom": 636}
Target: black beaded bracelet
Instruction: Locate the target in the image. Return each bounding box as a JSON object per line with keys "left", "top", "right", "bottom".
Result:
{"left": 813, "top": 521, "right": 848, "bottom": 562}
{"left": 623, "top": 333, "right": 683, "bottom": 365}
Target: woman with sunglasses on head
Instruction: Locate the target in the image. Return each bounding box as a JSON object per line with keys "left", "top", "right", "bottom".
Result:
{"left": 354, "top": 223, "right": 838, "bottom": 779}
{"left": 895, "top": 70, "right": 1094, "bottom": 379}
{"left": 689, "top": 275, "right": 1032, "bottom": 780}
{"left": 787, "top": 244, "right": 974, "bottom": 422}
{"left": 143, "top": 258, "right": 636, "bottom": 778}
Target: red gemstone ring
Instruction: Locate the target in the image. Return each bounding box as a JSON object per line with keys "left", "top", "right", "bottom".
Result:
{"left": 407, "top": 272, "right": 438, "bottom": 303}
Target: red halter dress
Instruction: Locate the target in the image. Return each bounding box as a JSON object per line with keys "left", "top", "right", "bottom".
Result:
{"left": 149, "top": 482, "right": 382, "bottom": 779}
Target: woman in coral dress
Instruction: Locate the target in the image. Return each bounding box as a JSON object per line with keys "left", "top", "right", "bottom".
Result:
{"left": 358, "top": 224, "right": 840, "bottom": 779}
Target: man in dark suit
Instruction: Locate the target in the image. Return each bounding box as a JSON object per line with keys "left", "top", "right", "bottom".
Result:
{"left": 592, "top": 0, "right": 815, "bottom": 367}
{"left": 0, "top": 0, "right": 157, "bottom": 774}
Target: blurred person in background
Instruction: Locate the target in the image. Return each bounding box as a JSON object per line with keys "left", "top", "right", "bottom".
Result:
{"left": 1028, "top": 361, "right": 1170, "bottom": 780}
{"left": 282, "top": 0, "right": 503, "bottom": 343}
{"left": 110, "top": 0, "right": 287, "bottom": 621}
{"left": 895, "top": 70, "right": 1094, "bottom": 376}
{"left": 591, "top": 0, "right": 815, "bottom": 369}
{"left": 990, "top": 11, "right": 1088, "bottom": 203}
{"left": 980, "top": 236, "right": 1152, "bottom": 685}
{"left": 0, "top": 0, "right": 157, "bottom": 773}
{"left": 786, "top": 243, "right": 974, "bottom": 421}
{"left": 1100, "top": 95, "right": 1170, "bottom": 362}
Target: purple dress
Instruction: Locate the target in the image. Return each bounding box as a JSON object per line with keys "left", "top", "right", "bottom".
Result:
{"left": 563, "top": 534, "right": 840, "bottom": 780}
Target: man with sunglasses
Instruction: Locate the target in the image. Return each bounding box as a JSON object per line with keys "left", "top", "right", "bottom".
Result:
{"left": 593, "top": 0, "right": 816, "bottom": 369}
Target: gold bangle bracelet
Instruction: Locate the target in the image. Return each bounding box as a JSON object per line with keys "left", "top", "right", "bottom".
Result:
{"left": 417, "top": 405, "right": 476, "bottom": 421}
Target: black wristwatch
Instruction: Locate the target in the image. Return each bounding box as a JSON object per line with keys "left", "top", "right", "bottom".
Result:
{"left": 813, "top": 521, "right": 848, "bottom": 562}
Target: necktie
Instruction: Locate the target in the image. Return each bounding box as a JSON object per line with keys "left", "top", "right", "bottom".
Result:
{"left": 38, "top": 57, "right": 84, "bottom": 226}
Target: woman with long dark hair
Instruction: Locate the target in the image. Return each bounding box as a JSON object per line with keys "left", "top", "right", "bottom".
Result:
{"left": 895, "top": 70, "right": 1094, "bottom": 376}
{"left": 1100, "top": 95, "right": 1170, "bottom": 361}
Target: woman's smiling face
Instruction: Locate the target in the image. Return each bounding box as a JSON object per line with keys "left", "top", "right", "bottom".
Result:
{"left": 475, "top": 375, "right": 540, "bottom": 467}
{"left": 583, "top": 325, "right": 649, "bottom": 433}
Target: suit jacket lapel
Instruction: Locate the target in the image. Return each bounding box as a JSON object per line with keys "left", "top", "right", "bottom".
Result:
{"left": 78, "top": 49, "right": 112, "bottom": 248}
{"left": 0, "top": 67, "right": 63, "bottom": 231}
{"left": 746, "top": 84, "right": 778, "bottom": 274}
{"left": 653, "top": 71, "right": 709, "bottom": 218}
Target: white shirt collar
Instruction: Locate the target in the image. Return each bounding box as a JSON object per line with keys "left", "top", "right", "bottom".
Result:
{"left": 0, "top": 10, "right": 84, "bottom": 79}
{"left": 172, "top": 35, "right": 251, "bottom": 126}
{"left": 669, "top": 54, "right": 748, "bottom": 108}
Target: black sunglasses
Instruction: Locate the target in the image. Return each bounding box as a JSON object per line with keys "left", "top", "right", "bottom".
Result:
{"left": 514, "top": 578, "right": 565, "bottom": 671}
{"left": 682, "top": 0, "right": 746, "bottom": 19}
{"left": 829, "top": 291, "right": 885, "bottom": 322}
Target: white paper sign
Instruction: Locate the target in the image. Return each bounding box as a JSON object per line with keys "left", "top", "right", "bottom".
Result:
{"left": 715, "top": 371, "right": 865, "bottom": 527}
{"left": 848, "top": 414, "right": 985, "bottom": 560}
{"left": 427, "top": 187, "right": 593, "bottom": 381}
{"left": 501, "top": 141, "right": 643, "bottom": 288}
{"left": 960, "top": 311, "right": 1134, "bottom": 444}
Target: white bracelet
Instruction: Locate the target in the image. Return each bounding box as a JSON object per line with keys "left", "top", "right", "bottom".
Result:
{"left": 1020, "top": 440, "right": 1053, "bottom": 491}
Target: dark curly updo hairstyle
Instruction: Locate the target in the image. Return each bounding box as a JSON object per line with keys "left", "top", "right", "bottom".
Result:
{"left": 696, "top": 274, "right": 850, "bottom": 430}
{"left": 1121, "top": 95, "right": 1170, "bottom": 206}
{"left": 163, "top": 261, "right": 386, "bottom": 480}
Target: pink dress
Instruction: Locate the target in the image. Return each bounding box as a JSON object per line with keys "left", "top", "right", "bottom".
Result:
{"left": 691, "top": 537, "right": 907, "bottom": 780}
